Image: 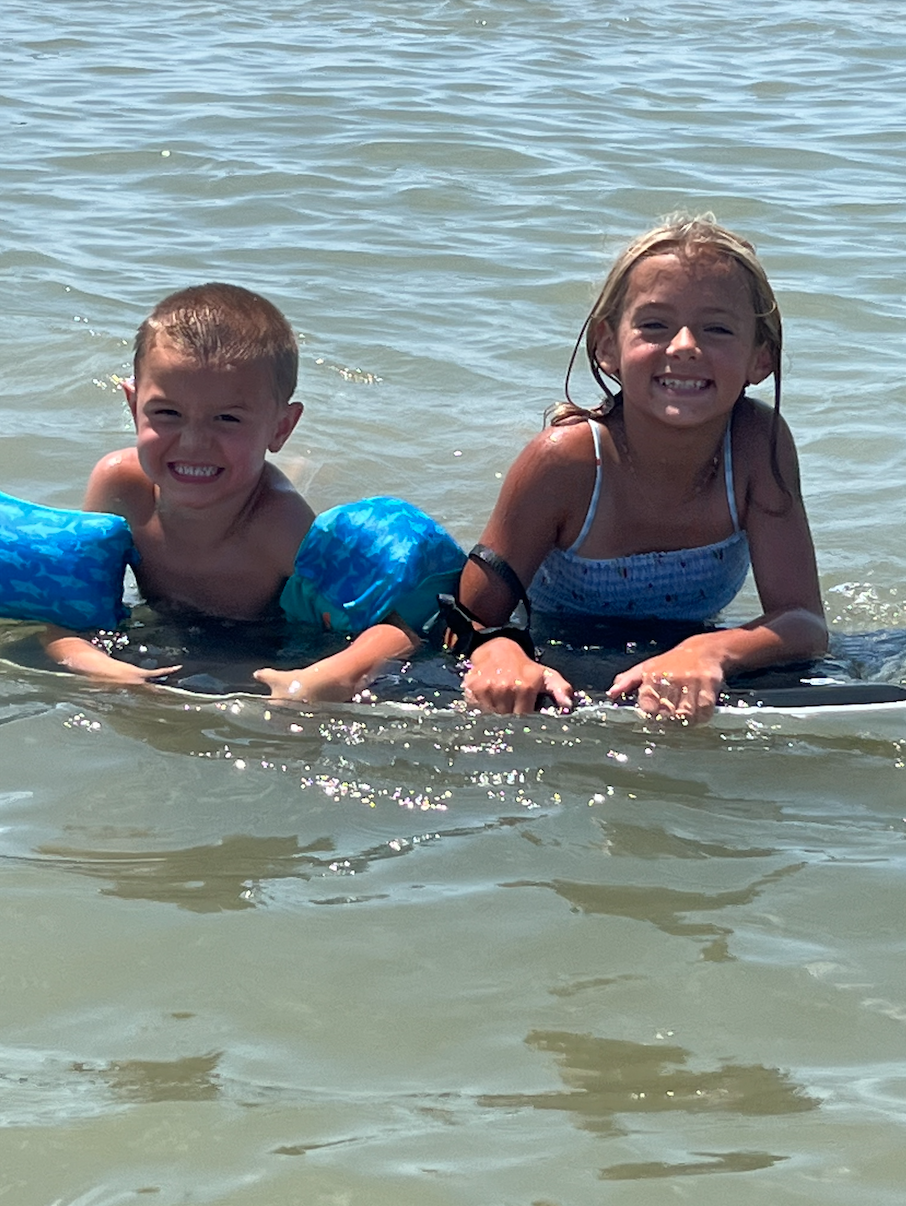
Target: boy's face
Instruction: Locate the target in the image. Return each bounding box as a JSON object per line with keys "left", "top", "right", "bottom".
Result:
{"left": 126, "top": 337, "right": 302, "bottom": 510}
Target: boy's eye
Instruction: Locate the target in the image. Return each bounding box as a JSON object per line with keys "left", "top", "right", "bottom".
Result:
{"left": 216, "top": 413, "right": 241, "bottom": 423}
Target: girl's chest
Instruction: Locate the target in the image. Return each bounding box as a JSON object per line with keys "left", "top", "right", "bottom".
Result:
{"left": 574, "top": 472, "right": 739, "bottom": 560}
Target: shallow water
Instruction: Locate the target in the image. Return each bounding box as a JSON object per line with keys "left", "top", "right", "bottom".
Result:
{"left": 2, "top": 1, "right": 906, "bottom": 1203}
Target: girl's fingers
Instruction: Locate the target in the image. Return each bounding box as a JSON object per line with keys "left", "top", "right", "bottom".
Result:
{"left": 606, "top": 667, "right": 643, "bottom": 700}
{"left": 541, "top": 668, "right": 574, "bottom": 711}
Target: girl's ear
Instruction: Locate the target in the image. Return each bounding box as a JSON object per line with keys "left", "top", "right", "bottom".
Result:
{"left": 269, "top": 401, "right": 304, "bottom": 453}
{"left": 746, "top": 343, "right": 775, "bottom": 386}
{"left": 592, "top": 321, "right": 620, "bottom": 379}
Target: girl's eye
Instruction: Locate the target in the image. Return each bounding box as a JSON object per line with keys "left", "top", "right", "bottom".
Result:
{"left": 638, "top": 320, "right": 668, "bottom": 332}
{"left": 705, "top": 324, "right": 733, "bottom": 335}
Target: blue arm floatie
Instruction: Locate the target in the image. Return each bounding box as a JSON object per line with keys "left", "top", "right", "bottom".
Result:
{"left": 280, "top": 496, "right": 465, "bottom": 636}
{"left": 0, "top": 491, "right": 136, "bottom": 631}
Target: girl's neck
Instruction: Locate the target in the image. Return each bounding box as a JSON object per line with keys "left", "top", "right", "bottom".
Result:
{"left": 612, "top": 405, "right": 728, "bottom": 498}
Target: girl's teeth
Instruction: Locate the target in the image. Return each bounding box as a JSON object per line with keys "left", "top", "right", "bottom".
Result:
{"left": 660, "top": 378, "right": 707, "bottom": 392}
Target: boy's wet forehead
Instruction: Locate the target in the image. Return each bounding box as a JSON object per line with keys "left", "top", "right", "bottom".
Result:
{"left": 136, "top": 338, "right": 280, "bottom": 405}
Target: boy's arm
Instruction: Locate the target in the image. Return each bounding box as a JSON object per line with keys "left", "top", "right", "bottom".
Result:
{"left": 254, "top": 620, "right": 419, "bottom": 702}
{"left": 41, "top": 450, "right": 178, "bottom": 684}
{"left": 42, "top": 627, "right": 182, "bottom": 684}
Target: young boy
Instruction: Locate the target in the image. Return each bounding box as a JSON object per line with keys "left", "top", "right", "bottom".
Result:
{"left": 43, "top": 283, "right": 422, "bottom": 701}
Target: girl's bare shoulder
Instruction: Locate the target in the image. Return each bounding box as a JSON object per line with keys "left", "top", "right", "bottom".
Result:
{"left": 732, "top": 394, "right": 802, "bottom": 510}
{"left": 732, "top": 394, "right": 780, "bottom": 442}
{"left": 511, "top": 418, "right": 601, "bottom": 482}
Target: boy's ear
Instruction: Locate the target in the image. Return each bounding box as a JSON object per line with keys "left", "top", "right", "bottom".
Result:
{"left": 592, "top": 321, "right": 620, "bottom": 379}
{"left": 269, "top": 401, "right": 304, "bottom": 453}
{"left": 121, "top": 376, "right": 138, "bottom": 422}
{"left": 746, "top": 343, "right": 774, "bottom": 386}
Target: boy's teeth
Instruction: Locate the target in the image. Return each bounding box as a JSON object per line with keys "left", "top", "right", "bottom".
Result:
{"left": 175, "top": 464, "right": 218, "bottom": 477}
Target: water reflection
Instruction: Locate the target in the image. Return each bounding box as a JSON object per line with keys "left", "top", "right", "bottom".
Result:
{"left": 74, "top": 1051, "right": 222, "bottom": 1104}
{"left": 592, "top": 820, "right": 776, "bottom": 860}
{"left": 504, "top": 863, "right": 804, "bottom": 961}
{"left": 34, "top": 816, "right": 534, "bottom": 910}
{"left": 599, "top": 1149, "right": 786, "bottom": 1179}
{"left": 36, "top": 834, "right": 336, "bottom": 911}
{"left": 480, "top": 1029, "right": 818, "bottom": 1136}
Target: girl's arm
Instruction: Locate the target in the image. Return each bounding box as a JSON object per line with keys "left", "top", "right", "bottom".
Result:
{"left": 458, "top": 429, "right": 588, "bottom": 713}
{"left": 254, "top": 620, "right": 420, "bottom": 702}
{"left": 608, "top": 411, "right": 827, "bottom": 723}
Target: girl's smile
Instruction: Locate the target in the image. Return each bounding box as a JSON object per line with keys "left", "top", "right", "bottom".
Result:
{"left": 596, "top": 252, "right": 773, "bottom": 428}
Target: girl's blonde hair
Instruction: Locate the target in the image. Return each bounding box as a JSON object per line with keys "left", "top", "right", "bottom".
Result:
{"left": 553, "top": 213, "right": 783, "bottom": 427}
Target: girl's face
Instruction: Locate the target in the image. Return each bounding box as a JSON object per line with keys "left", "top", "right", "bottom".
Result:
{"left": 594, "top": 252, "right": 773, "bottom": 429}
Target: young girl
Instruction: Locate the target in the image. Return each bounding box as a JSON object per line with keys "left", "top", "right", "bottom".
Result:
{"left": 454, "top": 215, "right": 827, "bottom": 723}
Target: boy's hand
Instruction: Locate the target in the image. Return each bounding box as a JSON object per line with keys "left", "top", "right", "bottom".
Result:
{"left": 255, "top": 622, "right": 420, "bottom": 704}
{"left": 254, "top": 667, "right": 315, "bottom": 701}
{"left": 254, "top": 665, "right": 355, "bottom": 703}
{"left": 43, "top": 628, "right": 181, "bottom": 686}
{"left": 89, "top": 661, "right": 184, "bottom": 686}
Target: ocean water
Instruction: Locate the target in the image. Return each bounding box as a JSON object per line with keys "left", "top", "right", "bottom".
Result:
{"left": 1, "top": 1, "right": 906, "bottom": 1202}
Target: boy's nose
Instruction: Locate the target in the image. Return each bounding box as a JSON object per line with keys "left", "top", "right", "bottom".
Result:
{"left": 667, "top": 326, "right": 699, "bottom": 356}
{"left": 178, "top": 422, "right": 208, "bottom": 451}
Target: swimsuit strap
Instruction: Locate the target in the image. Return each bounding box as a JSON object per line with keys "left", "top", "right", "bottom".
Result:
{"left": 570, "top": 416, "right": 738, "bottom": 552}
{"left": 723, "top": 421, "right": 740, "bottom": 533}
{"left": 567, "top": 419, "right": 604, "bottom": 554}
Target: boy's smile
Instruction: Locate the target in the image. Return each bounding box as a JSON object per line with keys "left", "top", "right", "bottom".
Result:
{"left": 170, "top": 462, "right": 221, "bottom": 481}
{"left": 126, "top": 338, "right": 301, "bottom": 512}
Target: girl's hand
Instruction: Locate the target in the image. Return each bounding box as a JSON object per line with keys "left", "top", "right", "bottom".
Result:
{"left": 607, "top": 643, "right": 725, "bottom": 724}
{"left": 462, "top": 637, "right": 573, "bottom": 714}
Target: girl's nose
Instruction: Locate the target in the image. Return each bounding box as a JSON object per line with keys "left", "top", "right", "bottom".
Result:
{"left": 667, "top": 326, "right": 699, "bottom": 356}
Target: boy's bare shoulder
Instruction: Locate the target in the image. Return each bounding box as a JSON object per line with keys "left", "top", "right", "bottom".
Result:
{"left": 84, "top": 447, "right": 154, "bottom": 518}
{"left": 253, "top": 463, "right": 316, "bottom": 560}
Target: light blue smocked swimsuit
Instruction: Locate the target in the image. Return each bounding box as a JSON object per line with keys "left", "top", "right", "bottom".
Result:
{"left": 528, "top": 420, "right": 750, "bottom": 622}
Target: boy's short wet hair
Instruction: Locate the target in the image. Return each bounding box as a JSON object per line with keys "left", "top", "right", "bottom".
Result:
{"left": 134, "top": 282, "right": 298, "bottom": 404}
